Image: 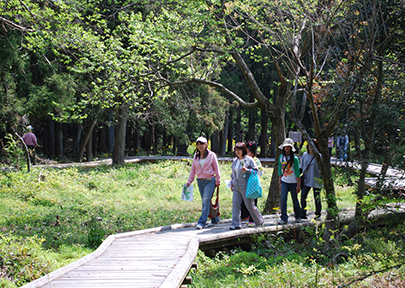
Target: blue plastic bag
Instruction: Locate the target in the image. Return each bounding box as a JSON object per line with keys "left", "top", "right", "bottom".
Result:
{"left": 246, "top": 170, "right": 262, "bottom": 199}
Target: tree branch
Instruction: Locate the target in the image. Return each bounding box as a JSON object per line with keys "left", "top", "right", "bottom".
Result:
{"left": 0, "top": 16, "right": 34, "bottom": 32}
{"left": 160, "top": 77, "right": 261, "bottom": 109}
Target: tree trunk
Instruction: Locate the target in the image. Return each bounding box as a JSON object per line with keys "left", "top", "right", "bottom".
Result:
{"left": 74, "top": 126, "right": 81, "bottom": 153}
{"left": 99, "top": 124, "right": 107, "bottom": 153}
{"left": 134, "top": 123, "right": 140, "bottom": 155}
{"left": 269, "top": 128, "right": 276, "bottom": 158}
{"left": 112, "top": 102, "right": 129, "bottom": 165}
{"left": 355, "top": 60, "right": 383, "bottom": 222}
{"left": 56, "top": 123, "right": 63, "bottom": 161}
{"left": 235, "top": 106, "right": 242, "bottom": 142}
{"left": 211, "top": 131, "right": 220, "bottom": 154}
{"left": 93, "top": 126, "right": 98, "bottom": 157}
{"left": 86, "top": 130, "right": 93, "bottom": 162}
{"left": 263, "top": 113, "right": 285, "bottom": 214}
{"left": 220, "top": 111, "right": 229, "bottom": 156}
{"left": 153, "top": 124, "right": 158, "bottom": 155}
{"left": 227, "top": 108, "right": 234, "bottom": 154}
{"left": 319, "top": 139, "right": 338, "bottom": 239}
{"left": 108, "top": 113, "right": 115, "bottom": 155}
{"left": 247, "top": 95, "right": 256, "bottom": 141}
{"left": 163, "top": 129, "right": 168, "bottom": 151}
{"left": 259, "top": 109, "right": 268, "bottom": 157}
{"left": 48, "top": 120, "right": 55, "bottom": 159}
{"left": 76, "top": 118, "right": 97, "bottom": 162}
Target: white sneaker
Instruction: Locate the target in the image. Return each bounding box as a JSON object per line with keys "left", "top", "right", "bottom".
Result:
{"left": 278, "top": 220, "right": 287, "bottom": 225}
{"left": 196, "top": 224, "right": 203, "bottom": 229}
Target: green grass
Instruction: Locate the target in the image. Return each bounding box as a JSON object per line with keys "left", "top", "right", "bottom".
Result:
{"left": 189, "top": 220, "right": 405, "bottom": 287}
{"left": 0, "top": 160, "right": 365, "bottom": 287}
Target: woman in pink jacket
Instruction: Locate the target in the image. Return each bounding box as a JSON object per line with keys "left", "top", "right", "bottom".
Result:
{"left": 187, "top": 137, "right": 221, "bottom": 229}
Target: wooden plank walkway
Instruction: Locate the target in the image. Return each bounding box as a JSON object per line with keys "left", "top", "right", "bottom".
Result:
{"left": 331, "top": 158, "right": 405, "bottom": 178}
{"left": 22, "top": 202, "right": 405, "bottom": 288}
{"left": 32, "top": 155, "right": 276, "bottom": 169}
{"left": 331, "top": 158, "right": 405, "bottom": 190}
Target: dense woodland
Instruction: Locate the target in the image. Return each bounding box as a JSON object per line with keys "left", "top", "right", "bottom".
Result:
{"left": 1, "top": 0, "right": 405, "bottom": 232}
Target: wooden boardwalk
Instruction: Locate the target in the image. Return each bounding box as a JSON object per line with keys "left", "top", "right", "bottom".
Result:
{"left": 331, "top": 158, "right": 405, "bottom": 190}
{"left": 22, "top": 203, "right": 405, "bottom": 288}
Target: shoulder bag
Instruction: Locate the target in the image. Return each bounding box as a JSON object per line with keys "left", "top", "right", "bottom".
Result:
{"left": 246, "top": 170, "right": 263, "bottom": 199}
{"left": 209, "top": 187, "right": 220, "bottom": 219}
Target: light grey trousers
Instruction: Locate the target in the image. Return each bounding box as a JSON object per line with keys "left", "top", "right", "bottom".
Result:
{"left": 231, "top": 187, "right": 264, "bottom": 227}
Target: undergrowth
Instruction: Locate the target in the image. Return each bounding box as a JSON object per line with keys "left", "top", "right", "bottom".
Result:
{"left": 189, "top": 221, "right": 405, "bottom": 287}
{"left": 0, "top": 160, "right": 386, "bottom": 287}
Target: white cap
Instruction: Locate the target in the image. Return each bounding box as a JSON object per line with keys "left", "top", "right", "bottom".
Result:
{"left": 27, "top": 125, "right": 33, "bottom": 130}
{"left": 196, "top": 137, "right": 207, "bottom": 144}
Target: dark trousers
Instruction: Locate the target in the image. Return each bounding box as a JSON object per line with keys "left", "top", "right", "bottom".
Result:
{"left": 301, "top": 185, "right": 321, "bottom": 218}
{"left": 280, "top": 181, "right": 301, "bottom": 222}
{"left": 27, "top": 145, "right": 36, "bottom": 165}
{"left": 241, "top": 199, "right": 258, "bottom": 220}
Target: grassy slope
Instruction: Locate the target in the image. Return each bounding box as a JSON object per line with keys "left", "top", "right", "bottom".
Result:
{"left": 0, "top": 160, "right": 391, "bottom": 287}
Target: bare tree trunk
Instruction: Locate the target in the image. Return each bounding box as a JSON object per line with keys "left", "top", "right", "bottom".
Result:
{"left": 56, "top": 123, "right": 63, "bottom": 161}
{"left": 355, "top": 60, "right": 383, "bottom": 222}
{"left": 227, "top": 108, "right": 234, "bottom": 154}
{"left": 211, "top": 131, "right": 220, "bottom": 154}
{"left": 221, "top": 110, "right": 229, "bottom": 156}
{"left": 112, "top": 102, "right": 129, "bottom": 165}
{"left": 247, "top": 95, "right": 255, "bottom": 141}
{"left": 76, "top": 118, "right": 97, "bottom": 162}
{"left": 74, "top": 127, "right": 81, "bottom": 153}
{"left": 134, "top": 123, "right": 140, "bottom": 155}
{"left": 235, "top": 106, "right": 242, "bottom": 142}
{"left": 152, "top": 124, "right": 157, "bottom": 155}
{"left": 48, "top": 120, "right": 55, "bottom": 159}
{"left": 263, "top": 113, "right": 285, "bottom": 214}
{"left": 259, "top": 109, "right": 268, "bottom": 157}
{"left": 86, "top": 130, "right": 93, "bottom": 162}
{"left": 108, "top": 113, "right": 115, "bottom": 155}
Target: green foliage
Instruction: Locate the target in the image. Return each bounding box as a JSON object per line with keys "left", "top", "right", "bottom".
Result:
{"left": 3, "top": 134, "right": 24, "bottom": 170}
{"left": 86, "top": 218, "right": 105, "bottom": 249}
{"left": 0, "top": 235, "right": 50, "bottom": 287}
{"left": 190, "top": 223, "right": 405, "bottom": 287}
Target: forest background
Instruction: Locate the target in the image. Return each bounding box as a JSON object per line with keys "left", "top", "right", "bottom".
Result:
{"left": 1, "top": 0, "right": 404, "bottom": 221}
{"left": 1, "top": 0, "right": 405, "bottom": 286}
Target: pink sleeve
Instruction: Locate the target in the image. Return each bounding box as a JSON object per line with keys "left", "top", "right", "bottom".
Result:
{"left": 213, "top": 155, "right": 221, "bottom": 186}
{"left": 187, "top": 158, "right": 197, "bottom": 185}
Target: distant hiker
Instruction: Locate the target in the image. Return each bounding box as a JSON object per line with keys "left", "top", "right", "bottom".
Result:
{"left": 328, "top": 136, "right": 334, "bottom": 157}
{"left": 300, "top": 139, "right": 322, "bottom": 220}
{"left": 22, "top": 125, "right": 37, "bottom": 165}
{"left": 278, "top": 138, "right": 301, "bottom": 225}
{"left": 187, "top": 137, "right": 221, "bottom": 229}
{"left": 229, "top": 142, "right": 264, "bottom": 230}
{"left": 337, "top": 133, "right": 349, "bottom": 161}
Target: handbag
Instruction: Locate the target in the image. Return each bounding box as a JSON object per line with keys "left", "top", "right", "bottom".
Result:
{"left": 301, "top": 156, "right": 315, "bottom": 189}
{"left": 208, "top": 187, "right": 220, "bottom": 219}
{"left": 246, "top": 170, "right": 262, "bottom": 199}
